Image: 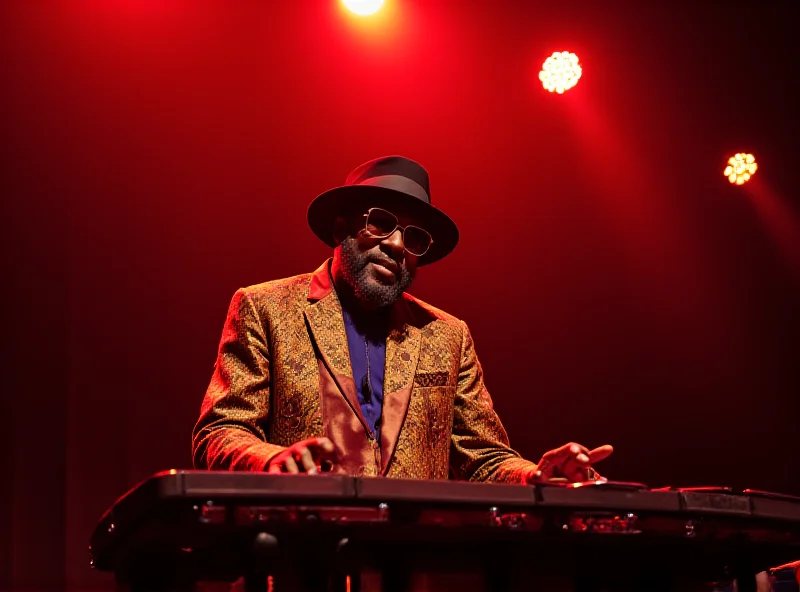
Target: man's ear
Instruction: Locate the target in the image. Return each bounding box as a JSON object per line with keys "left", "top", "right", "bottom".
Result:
{"left": 332, "top": 215, "right": 349, "bottom": 246}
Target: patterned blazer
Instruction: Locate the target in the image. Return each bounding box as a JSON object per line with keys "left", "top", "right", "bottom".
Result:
{"left": 192, "top": 260, "right": 536, "bottom": 482}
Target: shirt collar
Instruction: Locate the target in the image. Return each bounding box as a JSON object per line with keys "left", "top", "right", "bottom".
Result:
{"left": 307, "top": 258, "right": 335, "bottom": 301}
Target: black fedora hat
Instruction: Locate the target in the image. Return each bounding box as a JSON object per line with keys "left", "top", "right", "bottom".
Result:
{"left": 307, "top": 156, "right": 459, "bottom": 266}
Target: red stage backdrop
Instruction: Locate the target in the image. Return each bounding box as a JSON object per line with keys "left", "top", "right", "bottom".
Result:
{"left": 3, "top": 1, "right": 798, "bottom": 590}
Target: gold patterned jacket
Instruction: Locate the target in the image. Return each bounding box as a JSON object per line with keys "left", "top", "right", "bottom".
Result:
{"left": 192, "top": 260, "right": 536, "bottom": 482}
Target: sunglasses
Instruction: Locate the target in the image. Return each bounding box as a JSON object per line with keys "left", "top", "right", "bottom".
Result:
{"left": 362, "top": 207, "right": 434, "bottom": 257}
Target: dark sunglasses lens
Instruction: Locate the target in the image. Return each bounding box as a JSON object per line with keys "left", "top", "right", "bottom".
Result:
{"left": 403, "top": 226, "right": 432, "bottom": 256}
{"left": 366, "top": 209, "right": 397, "bottom": 237}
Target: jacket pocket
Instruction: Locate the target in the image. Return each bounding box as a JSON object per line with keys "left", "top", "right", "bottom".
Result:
{"left": 414, "top": 371, "right": 451, "bottom": 388}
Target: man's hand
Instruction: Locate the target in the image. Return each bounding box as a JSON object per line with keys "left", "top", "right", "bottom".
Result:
{"left": 529, "top": 442, "right": 614, "bottom": 483}
{"left": 266, "top": 437, "right": 339, "bottom": 475}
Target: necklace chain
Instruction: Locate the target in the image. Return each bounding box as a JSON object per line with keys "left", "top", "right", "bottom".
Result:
{"left": 363, "top": 338, "right": 372, "bottom": 402}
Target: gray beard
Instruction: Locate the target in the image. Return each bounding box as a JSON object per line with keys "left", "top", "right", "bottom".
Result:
{"left": 337, "top": 237, "right": 414, "bottom": 308}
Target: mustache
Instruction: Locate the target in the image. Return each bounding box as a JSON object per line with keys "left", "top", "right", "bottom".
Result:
{"left": 366, "top": 254, "right": 400, "bottom": 275}
{"left": 339, "top": 237, "right": 414, "bottom": 308}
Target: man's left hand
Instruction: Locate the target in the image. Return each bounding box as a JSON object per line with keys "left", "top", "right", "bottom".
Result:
{"left": 529, "top": 442, "right": 614, "bottom": 483}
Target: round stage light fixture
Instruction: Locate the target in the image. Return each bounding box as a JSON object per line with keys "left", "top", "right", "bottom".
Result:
{"left": 724, "top": 153, "right": 758, "bottom": 185}
{"left": 539, "top": 51, "right": 582, "bottom": 94}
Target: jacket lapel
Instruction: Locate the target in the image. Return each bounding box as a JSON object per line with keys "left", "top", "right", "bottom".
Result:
{"left": 304, "top": 260, "right": 423, "bottom": 473}
{"left": 379, "top": 298, "right": 422, "bottom": 474}
{"left": 304, "top": 263, "right": 371, "bottom": 434}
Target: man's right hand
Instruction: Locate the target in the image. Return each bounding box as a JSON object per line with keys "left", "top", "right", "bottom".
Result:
{"left": 266, "top": 437, "right": 338, "bottom": 475}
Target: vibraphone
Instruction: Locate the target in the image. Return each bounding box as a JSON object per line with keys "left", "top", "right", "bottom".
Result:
{"left": 90, "top": 471, "right": 800, "bottom": 591}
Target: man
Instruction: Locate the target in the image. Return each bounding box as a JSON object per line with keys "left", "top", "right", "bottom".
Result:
{"left": 192, "top": 155, "right": 612, "bottom": 483}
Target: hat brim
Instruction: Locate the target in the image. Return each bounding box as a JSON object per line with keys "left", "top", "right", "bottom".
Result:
{"left": 307, "top": 185, "right": 459, "bottom": 266}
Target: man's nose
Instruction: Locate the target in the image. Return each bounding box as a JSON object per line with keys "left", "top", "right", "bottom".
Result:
{"left": 381, "top": 229, "right": 405, "bottom": 256}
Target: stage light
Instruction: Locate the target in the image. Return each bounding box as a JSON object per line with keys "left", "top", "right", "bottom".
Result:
{"left": 342, "top": 0, "right": 385, "bottom": 16}
{"left": 724, "top": 153, "right": 758, "bottom": 185}
{"left": 539, "top": 51, "right": 582, "bottom": 94}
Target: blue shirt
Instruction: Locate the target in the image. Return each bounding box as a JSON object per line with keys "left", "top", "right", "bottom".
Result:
{"left": 341, "top": 306, "right": 389, "bottom": 444}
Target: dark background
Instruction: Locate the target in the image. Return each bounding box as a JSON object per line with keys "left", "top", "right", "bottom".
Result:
{"left": 3, "top": 1, "right": 798, "bottom": 590}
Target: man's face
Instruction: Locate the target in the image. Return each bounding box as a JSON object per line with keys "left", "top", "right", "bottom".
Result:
{"left": 333, "top": 208, "right": 421, "bottom": 309}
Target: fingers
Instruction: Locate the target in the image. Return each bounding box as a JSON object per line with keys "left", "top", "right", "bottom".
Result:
{"left": 568, "top": 445, "right": 612, "bottom": 480}
{"left": 536, "top": 443, "right": 588, "bottom": 478}
{"left": 568, "top": 445, "right": 613, "bottom": 480}
{"left": 283, "top": 455, "right": 300, "bottom": 474}
{"left": 573, "top": 445, "right": 592, "bottom": 466}
{"left": 297, "top": 446, "right": 317, "bottom": 475}
{"left": 265, "top": 449, "right": 300, "bottom": 474}
{"left": 265, "top": 437, "right": 340, "bottom": 475}
{"left": 536, "top": 442, "right": 613, "bottom": 482}
{"left": 563, "top": 465, "right": 605, "bottom": 482}
{"left": 588, "top": 445, "right": 614, "bottom": 463}
{"left": 308, "top": 437, "right": 338, "bottom": 460}
{"left": 315, "top": 437, "right": 335, "bottom": 454}
{"left": 558, "top": 443, "right": 592, "bottom": 465}
{"left": 561, "top": 460, "right": 592, "bottom": 482}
